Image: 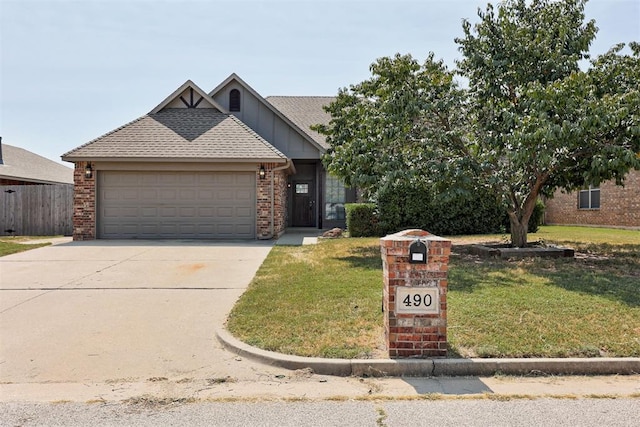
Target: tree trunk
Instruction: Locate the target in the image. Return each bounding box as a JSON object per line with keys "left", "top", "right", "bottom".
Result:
{"left": 509, "top": 215, "right": 528, "bottom": 248}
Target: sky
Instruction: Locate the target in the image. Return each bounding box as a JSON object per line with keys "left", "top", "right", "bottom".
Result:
{"left": 1, "top": 0, "right": 639, "bottom": 166}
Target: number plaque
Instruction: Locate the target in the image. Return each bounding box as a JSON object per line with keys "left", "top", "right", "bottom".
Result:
{"left": 395, "top": 287, "right": 439, "bottom": 314}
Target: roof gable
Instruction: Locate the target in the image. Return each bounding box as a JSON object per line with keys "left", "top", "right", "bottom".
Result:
{"left": 210, "top": 74, "right": 327, "bottom": 154}
{"left": 63, "top": 81, "right": 287, "bottom": 163}
{"left": 150, "top": 80, "right": 226, "bottom": 114}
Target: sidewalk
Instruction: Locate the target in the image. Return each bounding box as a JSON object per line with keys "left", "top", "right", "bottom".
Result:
{"left": 275, "top": 228, "right": 322, "bottom": 246}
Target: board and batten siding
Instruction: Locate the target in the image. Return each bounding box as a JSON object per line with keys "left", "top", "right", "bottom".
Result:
{"left": 0, "top": 184, "right": 73, "bottom": 236}
{"left": 212, "top": 83, "right": 321, "bottom": 160}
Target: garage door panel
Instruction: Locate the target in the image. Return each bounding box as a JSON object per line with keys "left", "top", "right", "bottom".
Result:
{"left": 159, "top": 189, "right": 177, "bottom": 200}
{"left": 120, "top": 207, "right": 139, "bottom": 217}
{"left": 98, "top": 171, "right": 256, "bottom": 239}
{"left": 217, "top": 189, "right": 233, "bottom": 200}
{"left": 197, "top": 224, "right": 215, "bottom": 233}
{"left": 141, "top": 189, "right": 157, "bottom": 199}
{"left": 121, "top": 189, "right": 139, "bottom": 200}
{"left": 180, "top": 189, "right": 196, "bottom": 200}
{"left": 178, "top": 207, "right": 196, "bottom": 218}
{"left": 159, "top": 174, "right": 178, "bottom": 184}
{"left": 159, "top": 207, "right": 177, "bottom": 217}
{"left": 159, "top": 224, "right": 178, "bottom": 234}
{"left": 179, "top": 174, "right": 196, "bottom": 184}
{"left": 141, "top": 174, "right": 159, "bottom": 184}
{"left": 217, "top": 207, "right": 233, "bottom": 217}
{"left": 236, "top": 190, "right": 253, "bottom": 201}
{"left": 216, "top": 174, "right": 234, "bottom": 185}
{"left": 235, "top": 174, "right": 253, "bottom": 185}
{"left": 141, "top": 207, "right": 157, "bottom": 217}
{"left": 236, "top": 207, "right": 253, "bottom": 218}
{"left": 236, "top": 223, "right": 253, "bottom": 233}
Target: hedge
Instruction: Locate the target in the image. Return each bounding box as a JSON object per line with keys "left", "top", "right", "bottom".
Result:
{"left": 345, "top": 203, "right": 380, "bottom": 237}
{"left": 376, "top": 182, "right": 506, "bottom": 236}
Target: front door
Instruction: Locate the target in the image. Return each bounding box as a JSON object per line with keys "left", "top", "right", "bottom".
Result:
{"left": 292, "top": 181, "right": 315, "bottom": 227}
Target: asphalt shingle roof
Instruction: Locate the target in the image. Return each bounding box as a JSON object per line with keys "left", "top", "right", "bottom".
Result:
{"left": 0, "top": 143, "right": 73, "bottom": 184}
{"left": 62, "top": 108, "right": 287, "bottom": 162}
{"left": 266, "top": 96, "right": 335, "bottom": 150}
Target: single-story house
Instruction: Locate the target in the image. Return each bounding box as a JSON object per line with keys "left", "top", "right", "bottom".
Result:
{"left": 544, "top": 170, "right": 640, "bottom": 229}
{"left": 62, "top": 75, "right": 355, "bottom": 240}
{"left": 0, "top": 138, "right": 73, "bottom": 185}
{"left": 1, "top": 138, "right": 74, "bottom": 236}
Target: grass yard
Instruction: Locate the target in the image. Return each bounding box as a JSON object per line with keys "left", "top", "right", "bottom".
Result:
{"left": 0, "top": 238, "right": 51, "bottom": 257}
{"left": 227, "top": 225, "right": 640, "bottom": 359}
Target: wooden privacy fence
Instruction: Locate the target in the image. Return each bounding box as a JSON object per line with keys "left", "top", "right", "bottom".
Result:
{"left": 0, "top": 184, "right": 73, "bottom": 236}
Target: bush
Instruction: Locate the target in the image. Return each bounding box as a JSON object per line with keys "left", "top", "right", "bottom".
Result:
{"left": 376, "top": 182, "right": 505, "bottom": 236}
{"left": 345, "top": 203, "right": 380, "bottom": 237}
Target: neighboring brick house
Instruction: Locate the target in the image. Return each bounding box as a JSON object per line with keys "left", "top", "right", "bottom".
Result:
{"left": 544, "top": 170, "right": 640, "bottom": 229}
{"left": 62, "top": 76, "right": 354, "bottom": 240}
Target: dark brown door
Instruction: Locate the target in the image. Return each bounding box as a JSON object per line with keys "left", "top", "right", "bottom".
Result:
{"left": 292, "top": 181, "right": 314, "bottom": 227}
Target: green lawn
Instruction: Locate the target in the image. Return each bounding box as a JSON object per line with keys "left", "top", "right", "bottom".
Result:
{"left": 0, "top": 238, "right": 50, "bottom": 256}
{"left": 227, "top": 226, "right": 640, "bottom": 358}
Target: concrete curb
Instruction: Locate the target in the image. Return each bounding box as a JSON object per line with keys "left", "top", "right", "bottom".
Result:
{"left": 216, "top": 328, "right": 640, "bottom": 377}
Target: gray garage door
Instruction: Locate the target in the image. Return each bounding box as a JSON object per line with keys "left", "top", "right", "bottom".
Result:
{"left": 98, "top": 171, "right": 256, "bottom": 239}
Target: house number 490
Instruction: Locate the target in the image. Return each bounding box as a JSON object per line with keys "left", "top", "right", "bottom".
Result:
{"left": 403, "top": 293, "right": 432, "bottom": 308}
{"left": 395, "top": 287, "right": 439, "bottom": 314}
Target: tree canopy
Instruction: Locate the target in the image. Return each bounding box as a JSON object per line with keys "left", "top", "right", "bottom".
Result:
{"left": 316, "top": 0, "right": 640, "bottom": 247}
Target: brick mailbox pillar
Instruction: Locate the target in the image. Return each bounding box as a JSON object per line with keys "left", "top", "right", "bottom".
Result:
{"left": 380, "top": 229, "right": 451, "bottom": 358}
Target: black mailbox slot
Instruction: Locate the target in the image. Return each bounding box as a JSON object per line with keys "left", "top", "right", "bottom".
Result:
{"left": 409, "top": 239, "right": 427, "bottom": 264}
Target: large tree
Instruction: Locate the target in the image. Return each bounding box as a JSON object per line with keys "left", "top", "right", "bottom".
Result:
{"left": 315, "top": 53, "right": 468, "bottom": 197}
{"left": 318, "top": 0, "right": 640, "bottom": 247}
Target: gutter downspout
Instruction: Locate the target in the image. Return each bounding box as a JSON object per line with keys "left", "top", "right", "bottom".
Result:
{"left": 262, "top": 159, "right": 291, "bottom": 240}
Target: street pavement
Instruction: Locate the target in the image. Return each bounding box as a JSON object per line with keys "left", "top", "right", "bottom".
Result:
{"left": 3, "top": 399, "right": 640, "bottom": 427}
{"left": 0, "top": 237, "right": 639, "bottom": 405}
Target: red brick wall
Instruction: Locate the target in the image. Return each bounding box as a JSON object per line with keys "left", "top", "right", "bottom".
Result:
{"left": 256, "top": 163, "right": 288, "bottom": 239}
{"left": 381, "top": 229, "right": 451, "bottom": 358}
{"left": 273, "top": 169, "right": 287, "bottom": 236}
{"left": 545, "top": 170, "right": 640, "bottom": 228}
{"left": 72, "top": 162, "right": 96, "bottom": 240}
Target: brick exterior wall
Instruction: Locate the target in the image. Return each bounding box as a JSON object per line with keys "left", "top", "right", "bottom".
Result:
{"left": 381, "top": 229, "right": 451, "bottom": 358}
{"left": 72, "top": 162, "right": 96, "bottom": 240}
{"left": 256, "top": 163, "right": 288, "bottom": 239}
{"left": 545, "top": 170, "right": 640, "bottom": 229}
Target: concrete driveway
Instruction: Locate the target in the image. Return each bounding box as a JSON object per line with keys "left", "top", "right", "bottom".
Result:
{"left": 0, "top": 239, "right": 275, "bottom": 384}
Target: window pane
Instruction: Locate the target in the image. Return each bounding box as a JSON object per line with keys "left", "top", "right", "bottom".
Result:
{"left": 578, "top": 190, "right": 589, "bottom": 209}
{"left": 296, "top": 183, "right": 309, "bottom": 194}
{"left": 325, "top": 175, "right": 346, "bottom": 220}
{"left": 591, "top": 189, "right": 600, "bottom": 209}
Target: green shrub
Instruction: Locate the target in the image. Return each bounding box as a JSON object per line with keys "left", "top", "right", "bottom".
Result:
{"left": 376, "top": 182, "right": 505, "bottom": 236}
{"left": 345, "top": 203, "right": 380, "bottom": 237}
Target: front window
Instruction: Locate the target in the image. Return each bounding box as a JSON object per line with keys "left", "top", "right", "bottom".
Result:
{"left": 325, "top": 175, "right": 346, "bottom": 220}
{"left": 578, "top": 186, "right": 600, "bottom": 209}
